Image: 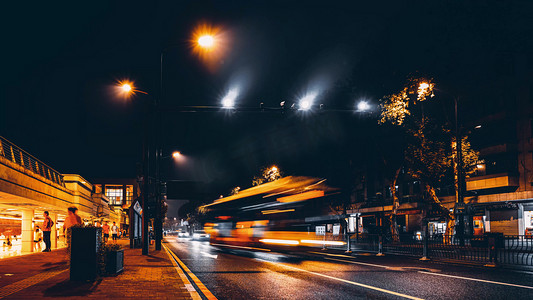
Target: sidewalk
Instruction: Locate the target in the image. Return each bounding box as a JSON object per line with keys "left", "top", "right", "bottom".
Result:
{"left": 0, "top": 239, "right": 193, "bottom": 299}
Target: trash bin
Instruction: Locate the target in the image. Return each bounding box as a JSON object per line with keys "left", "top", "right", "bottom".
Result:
{"left": 70, "top": 227, "right": 102, "bottom": 281}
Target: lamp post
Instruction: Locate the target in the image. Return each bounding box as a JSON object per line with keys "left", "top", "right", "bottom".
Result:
{"left": 154, "top": 33, "right": 217, "bottom": 251}
{"left": 117, "top": 81, "right": 153, "bottom": 255}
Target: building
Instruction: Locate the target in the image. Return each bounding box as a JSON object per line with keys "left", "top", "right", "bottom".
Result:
{"left": 92, "top": 178, "right": 140, "bottom": 233}
{"left": 0, "top": 136, "right": 122, "bottom": 256}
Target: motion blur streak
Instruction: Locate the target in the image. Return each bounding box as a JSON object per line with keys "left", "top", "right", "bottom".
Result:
{"left": 300, "top": 240, "right": 345, "bottom": 246}
{"left": 276, "top": 190, "right": 324, "bottom": 203}
{"left": 259, "top": 239, "right": 300, "bottom": 245}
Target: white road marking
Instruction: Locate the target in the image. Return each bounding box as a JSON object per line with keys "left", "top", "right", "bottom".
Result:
{"left": 257, "top": 259, "right": 424, "bottom": 300}
{"left": 418, "top": 271, "right": 533, "bottom": 290}
{"left": 316, "top": 254, "right": 533, "bottom": 291}
{"left": 201, "top": 251, "right": 218, "bottom": 259}
{"left": 324, "top": 257, "right": 390, "bottom": 269}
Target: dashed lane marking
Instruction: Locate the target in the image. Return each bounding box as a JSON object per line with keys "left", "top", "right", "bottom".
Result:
{"left": 418, "top": 271, "right": 533, "bottom": 290}
{"left": 0, "top": 269, "right": 67, "bottom": 299}
{"left": 256, "top": 258, "right": 424, "bottom": 300}
{"left": 313, "top": 253, "right": 533, "bottom": 290}
{"left": 164, "top": 243, "right": 218, "bottom": 300}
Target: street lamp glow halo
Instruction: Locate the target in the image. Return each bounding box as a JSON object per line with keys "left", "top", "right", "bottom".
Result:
{"left": 121, "top": 83, "right": 132, "bottom": 92}
{"left": 221, "top": 88, "right": 238, "bottom": 109}
{"left": 298, "top": 92, "right": 318, "bottom": 111}
{"left": 172, "top": 151, "right": 181, "bottom": 159}
{"left": 198, "top": 35, "right": 215, "bottom": 48}
{"left": 357, "top": 101, "right": 370, "bottom": 112}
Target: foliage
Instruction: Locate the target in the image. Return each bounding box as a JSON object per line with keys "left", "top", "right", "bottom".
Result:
{"left": 252, "top": 165, "right": 281, "bottom": 186}
{"left": 378, "top": 76, "right": 478, "bottom": 234}
{"left": 404, "top": 118, "right": 451, "bottom": 185}
{"left": 379, "top": 87, "right": 410, "bottom": 125}
{"left": 229, "top": 186, "right": 241, "bottom": 195}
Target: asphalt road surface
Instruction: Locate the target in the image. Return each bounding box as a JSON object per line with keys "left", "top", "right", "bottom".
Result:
{"left": 164, "top": 237, "right": 533, "bottom": 300}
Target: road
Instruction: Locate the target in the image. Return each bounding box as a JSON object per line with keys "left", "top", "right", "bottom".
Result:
{"left": 164, "top": 237, "right": 533, "bottom": 300}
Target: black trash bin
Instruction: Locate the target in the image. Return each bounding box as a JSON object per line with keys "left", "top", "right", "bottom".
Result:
{"left": 70, "top": 227, "right": 102, "bottom": 281}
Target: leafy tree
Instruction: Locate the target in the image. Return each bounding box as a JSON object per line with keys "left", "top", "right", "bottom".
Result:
{"left": 379, "top": 77, "right": 478, "bottom": 238}
{"left": 252, "top": 165, "right": 281, "bottom": 186}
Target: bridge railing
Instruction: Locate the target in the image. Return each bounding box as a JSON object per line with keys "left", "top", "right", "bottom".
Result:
{"left": 0, "top": 136, "right": 65, "bottom": 187}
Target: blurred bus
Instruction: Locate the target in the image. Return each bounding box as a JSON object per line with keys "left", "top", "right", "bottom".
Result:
{"left": 201, "top": 176, "right": 346, "bottom": 252}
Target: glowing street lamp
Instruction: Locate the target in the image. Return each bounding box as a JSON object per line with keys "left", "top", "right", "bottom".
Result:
{"left": 357, "top": 101, "right": 370, "bottom": 112}
{"left": 222, "top": 88, "right": 238, "bottom": 108}
{"left": 298, "top": 92, "right": 317, "bottom": 111}
{"left": 198, "top": 35, "right": 215, "bottom": 49}
{"left": 116, "top": 80, "right": 147, "bottom": 98}
{"left": 172, "top": 151, "right": 181, "bottom": 159}
{"left": 121, "top": 83, "right": 132, "bottom": 93}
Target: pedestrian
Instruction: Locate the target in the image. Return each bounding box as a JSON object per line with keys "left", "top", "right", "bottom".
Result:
{"left": 34, "top": 225, "right": 43, "bottom": 252}
{"left": 102, "top": 221, "right": 110, "bottom": 243}
{"left": 42, "top": 211, "right": 54, "bottom": 252}
{"left": 111, "top": 222, "right": 119, "bottom": 244}
{"left": 63, "top": 207, "right": 82, "bottom": 233}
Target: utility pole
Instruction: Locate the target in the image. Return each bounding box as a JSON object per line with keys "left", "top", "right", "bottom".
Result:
{"left": 454, "top": 96, "right": 465, "bottom": 245}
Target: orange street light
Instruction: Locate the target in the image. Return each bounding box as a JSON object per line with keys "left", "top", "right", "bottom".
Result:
{"left": 172, "top": 151, "right": 181, "bottom": 159}
{"left": 115, "top": 80, "right": 148, "bottom": 99}
{"left": 198, "top": 35, "right": 215, "bottom": 49}
{"left": 121, "top": 83, "right": 132, "bottom": 93}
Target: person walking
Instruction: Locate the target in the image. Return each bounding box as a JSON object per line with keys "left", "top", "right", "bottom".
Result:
{"left": 63, "top": 206, "right": 83, "bottom": 246}
{"left": 111, "top": 222, "right": 119, "bottom": 244}
{"left": 42, "top": 211, "right": 54, "bottom": 252}
{"left": 102, "top": 221, "right": 110, "bottom": 243}
{"left": 63, "top": 207, "right": 82, "bottom": 234}
{"left": 34, "top": 226, "right": 43, "bottom": 252}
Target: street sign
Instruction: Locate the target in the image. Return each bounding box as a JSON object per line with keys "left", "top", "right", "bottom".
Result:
{"left": 316, "top": 225, "right": 326, "bottom": 236}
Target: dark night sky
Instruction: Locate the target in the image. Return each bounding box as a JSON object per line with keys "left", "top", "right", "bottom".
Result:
{"left": 1, "top": 1, "right": 532, "bottom": 199}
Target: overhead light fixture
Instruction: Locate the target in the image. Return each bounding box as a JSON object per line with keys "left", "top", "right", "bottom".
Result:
{"left": 222, "top": 88, "right": 238, "bottom": 108}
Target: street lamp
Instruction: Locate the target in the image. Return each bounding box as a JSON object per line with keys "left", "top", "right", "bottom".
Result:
{"left": 221, "top": 88, "right": 238, "bottom": 108}
{"left": 357, "top": 101, "right": 370, "bottom": 112}
{"left": 198, "top": 35, "right": 215, "bottom": 49}
{"left": 298, "top": 92, "right": 317, "bottom": 111}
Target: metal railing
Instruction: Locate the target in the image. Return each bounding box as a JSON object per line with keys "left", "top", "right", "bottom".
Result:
{"left": 347, "top": 233, "right": 533, "bottom": 267}
{"left": 0, "top": 136, "right": 65, "bottom": 187}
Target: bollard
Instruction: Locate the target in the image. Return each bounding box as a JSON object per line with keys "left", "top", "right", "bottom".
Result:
{"left": 420, "top": 222, "right": 430, "bottom": 261}
{"left": 484, "top": 236, "right": 497, "bottom": 267}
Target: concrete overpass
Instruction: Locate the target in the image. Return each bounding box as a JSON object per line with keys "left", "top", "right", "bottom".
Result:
{"left": 0, "top": 136, "right": 120, "bottom": 254}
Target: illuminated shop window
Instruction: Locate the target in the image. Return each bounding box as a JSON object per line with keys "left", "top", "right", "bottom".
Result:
{"left": 125, "top": 185, "right": 133, "bottom": 205}
{"left": 106, "top": 186, "right": 123, "bottom": 205}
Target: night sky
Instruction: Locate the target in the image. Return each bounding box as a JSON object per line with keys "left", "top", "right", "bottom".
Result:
{"left": 2, "top": 1, "right": 532, "bottom": 199}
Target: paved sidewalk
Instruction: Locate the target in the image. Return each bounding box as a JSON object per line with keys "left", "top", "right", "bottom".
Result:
{"left": 0, "top": 239, "right": 193, "bottom": 299}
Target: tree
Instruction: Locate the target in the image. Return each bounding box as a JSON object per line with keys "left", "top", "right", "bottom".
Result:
{"left": 379, "top": 77, "right": 478, "bottom": 238}
{"left": 252, "top": 165, "right": 281, "bottom": 186}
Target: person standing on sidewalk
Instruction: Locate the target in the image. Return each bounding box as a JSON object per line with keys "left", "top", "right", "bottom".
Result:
{"left": 34, "top": 226, "right": 43, "bottom": 252}
{"left": 42, "top": 211, "right": 54, "bottom": 252}
{"left": 102, "top": 221, "right": 110, "bottom": 243}
{"left": 111, "top": 222, "right": 119, "bottom": 244}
